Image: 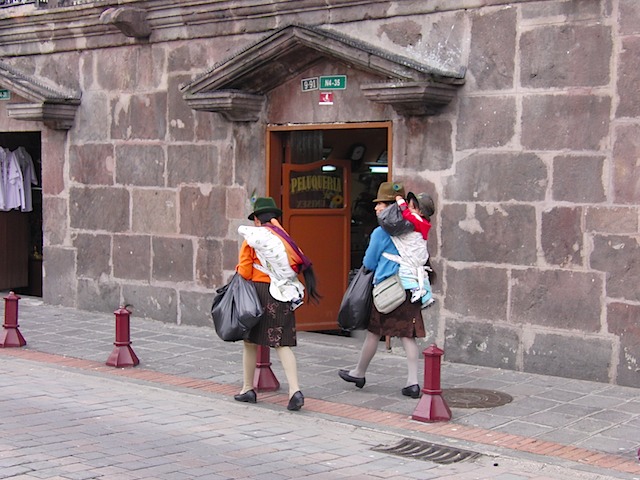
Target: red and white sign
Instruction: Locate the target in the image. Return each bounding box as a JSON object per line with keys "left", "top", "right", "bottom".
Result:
{"left": 319, "top": 92, "right": 334, "bottom": 105}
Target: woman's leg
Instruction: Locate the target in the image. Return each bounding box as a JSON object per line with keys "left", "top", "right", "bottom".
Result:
{"left": 400, "top": 336, "right": 420, "bottom": 387}
{"left": 275, "top": 346, "right": 300, "bottom": 397}
{"left": 240, "top": 341, "right": 258, "bottom": 393}
{"left": 350, "top": 331, "right": 381, "bottom": 378}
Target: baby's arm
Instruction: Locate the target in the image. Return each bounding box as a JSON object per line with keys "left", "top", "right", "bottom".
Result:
{"left": 396, "top": 196, "right": 431, "bottom": 239}
{"left": 396, "top": 195, "right": 423, "bottom": 231}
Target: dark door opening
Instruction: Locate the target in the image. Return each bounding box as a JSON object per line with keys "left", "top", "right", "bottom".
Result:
{"left": 0, "top": 131, "right": 42, "bottom": 297}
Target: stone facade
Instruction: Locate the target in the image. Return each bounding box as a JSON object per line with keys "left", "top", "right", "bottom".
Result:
{"left": 0, "top": 0, "right": 638, "bottom": 387}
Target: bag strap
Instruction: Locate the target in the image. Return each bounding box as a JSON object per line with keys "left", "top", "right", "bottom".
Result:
{"left": 382, "top": 251, "right": 406, "bottom": 267}
{"left": 264, "top": 224, "right": 313, "bottom": 272}
{"left": 383, "top": 244, "right": 427, "bottom": 291}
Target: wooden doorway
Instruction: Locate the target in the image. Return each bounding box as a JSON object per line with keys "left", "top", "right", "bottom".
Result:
{"left": 283, "top": 159, "right": 351, "bottom": 331}
{"left": 267, "top": 123, "right": 392, "bottom": 332}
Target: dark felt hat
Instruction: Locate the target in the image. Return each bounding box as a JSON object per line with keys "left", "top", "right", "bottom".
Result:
{"left": 248, "top": 197, "right": 283, "bottom": 220}
{"left": 373, "top": 182, "right": 405, "bottom": 202}
{"left": 407, "top": 191, "right": 435, "bottom": 218}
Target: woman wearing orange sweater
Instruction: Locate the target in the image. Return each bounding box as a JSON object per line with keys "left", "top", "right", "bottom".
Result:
{"left": 234, "top": 197, "right": 320, "bottom": 411}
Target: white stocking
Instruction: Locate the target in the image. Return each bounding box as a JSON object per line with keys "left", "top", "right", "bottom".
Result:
{"left": 401, "top": 337, "right": 420, "bottom": 387}
{"left": 351, "top": 331, "right": 381, "bottom": 378}
{"left": 275, "top": 346, "right": 300, "bottom": 397}
{"left": 241, "top": 341, "right": 258, "bottom": 393}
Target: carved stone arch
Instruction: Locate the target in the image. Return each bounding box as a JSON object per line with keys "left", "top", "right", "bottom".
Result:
{"left": 180, "top": 24, "right": 465, "bottom": 122}
{"left": 0, "top": 60, "right": 81, "bottom": 130}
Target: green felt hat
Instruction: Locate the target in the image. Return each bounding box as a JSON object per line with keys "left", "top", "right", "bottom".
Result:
{"left": 248, "top": 197, "right": 283, "bottom": 220}
{"left": 373, "top": 182, "right": 405, "bottom": 202}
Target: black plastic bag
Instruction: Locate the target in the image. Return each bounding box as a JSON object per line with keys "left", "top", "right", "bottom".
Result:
{"left": 337, "top": 266, "right": 374, "bottom": 331}
{"left": 377, "top": 203, "right": 413, "bottom": 236}
{"left": 211, "top": 273, "right": 264, "bottom": 342}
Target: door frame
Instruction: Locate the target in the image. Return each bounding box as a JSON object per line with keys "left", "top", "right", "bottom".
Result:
{"left": 266, "top": 121, "right": 392, "bottom": 330}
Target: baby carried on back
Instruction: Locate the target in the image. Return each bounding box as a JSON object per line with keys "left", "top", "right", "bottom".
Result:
{"left": 238, "top": 223, "right": 308, "bottom": 309}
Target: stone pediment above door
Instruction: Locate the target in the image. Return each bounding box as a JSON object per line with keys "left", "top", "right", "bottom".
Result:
{"left": 180, "top": 24, "right": 465, "bottom": 122}
{"left": 0, "top": 60, "right": 81, "bottom": 130}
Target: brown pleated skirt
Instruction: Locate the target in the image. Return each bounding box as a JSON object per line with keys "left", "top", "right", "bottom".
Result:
{"left": 368, "top": 290, "right": 426, "bottom": 338}
{"left": 246, "top": 281, "right": 297, "bottom": 347}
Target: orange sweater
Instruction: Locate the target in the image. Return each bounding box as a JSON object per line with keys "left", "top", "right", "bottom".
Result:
{"left": 237, "top": 219, "right": 303, "bottom": 283}
{"left": 236, "top": 240, "right": 270, "bottom": 283}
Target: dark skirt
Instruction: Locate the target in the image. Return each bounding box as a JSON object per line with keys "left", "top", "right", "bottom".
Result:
{"left": 368, "top": 290, "right": 425, "bottom": 338}
{"left": 246, "top": 281, "right": 297, "bottom": 347}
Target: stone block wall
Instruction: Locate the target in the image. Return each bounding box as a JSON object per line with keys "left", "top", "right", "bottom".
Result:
{"left": 60, "top": 38, "right": 246, "bottom": 326}
{"left": 0, "top": 0, "right": 638, "bottom": 386}
{"left": 391, "top": 0, "right": 639, "bottom": 386}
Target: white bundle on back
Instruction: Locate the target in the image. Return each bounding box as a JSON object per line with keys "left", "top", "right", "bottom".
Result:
{"left": 383, "top": 231, "right": 429, "bottom": 301}
{"left": 238, "top": 226, "right": 304, "bottom": 302}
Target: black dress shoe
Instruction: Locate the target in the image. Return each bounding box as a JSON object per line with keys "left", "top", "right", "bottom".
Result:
{"left": 287, "top": 391, "right": 304, "bottom": 411}
{"left": 338, "top": 369, "right": 366, "bottom": 389}
{"left": 401, "top": 384, "right": 421, "bottom": 398}
{"left": 234, "top": 390, "right": 257, "bottom": 403}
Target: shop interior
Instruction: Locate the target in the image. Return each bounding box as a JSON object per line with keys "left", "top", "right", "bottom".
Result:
{"left": 0, "top": 130, "right": 43, "bottom": 297}
{"left": 285, "top": 126, "right": 389, "bottom": 273}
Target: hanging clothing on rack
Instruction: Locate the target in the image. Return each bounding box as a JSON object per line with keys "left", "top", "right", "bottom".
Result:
{"left": 0, "top": 147, "right": 22, "bottom": 211}
{"left": 13, "top": 146, "right": 38, "bottom": 212}
{"left": 0, "top": 146, "right": 38, "bottom": 212}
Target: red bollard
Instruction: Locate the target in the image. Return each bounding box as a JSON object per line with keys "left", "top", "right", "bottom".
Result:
{"left": 412, "top": 344, "right": 451, "bottom": 422}
{"left": 253, "top": 345, "right": 280, "bottom": 392}
{"left": 1, "top": 291, "right": 26, "bottom": 348}
{"left": 106, "top": 306, "right": 139, "bottom": 367}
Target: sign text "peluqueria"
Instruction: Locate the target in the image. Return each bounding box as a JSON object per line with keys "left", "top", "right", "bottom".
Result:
{"left": 290, "top": 175, "right": 342, "bottom": 194}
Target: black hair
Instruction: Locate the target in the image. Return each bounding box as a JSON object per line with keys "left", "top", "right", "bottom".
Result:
{"left": 256, "top": 211, "right": 279, "bottom": 224}
{"left": 303, "top": 266, "right": 321, "bottom": 304}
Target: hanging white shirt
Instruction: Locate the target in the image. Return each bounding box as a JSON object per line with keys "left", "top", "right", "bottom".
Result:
{"left": 13, "top": 146, "right": 38, "bottom": 212}
{"left": 4, "top": 149, "right": 24, "bottom": 211}
{"left": 0, "top": 147, "right": 24, "bottom": 211}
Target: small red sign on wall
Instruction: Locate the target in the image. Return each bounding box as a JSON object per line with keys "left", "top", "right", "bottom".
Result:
{"left": 319, "top": 92, "right": 334, "bottom": 105}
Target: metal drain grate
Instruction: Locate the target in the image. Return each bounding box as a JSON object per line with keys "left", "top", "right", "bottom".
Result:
{"left": 372, "top": 438, "right": 481, "bottom": 465}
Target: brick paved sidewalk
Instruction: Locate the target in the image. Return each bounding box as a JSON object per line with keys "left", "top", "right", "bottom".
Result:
{"left": 0, "top": 354, "right": 631, "bottom": 480}
{"left": 2, "top": 295, "right": 640, "bottom": 478}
